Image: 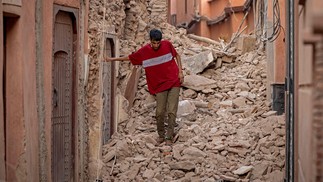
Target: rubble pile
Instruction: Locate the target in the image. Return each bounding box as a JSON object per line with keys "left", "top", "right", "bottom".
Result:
{"left": 87, "top": 0, "right": 169, "bottom": 122}
{"left": 100, "top": 28, "right": 286, "bottom": 181}
{"left": 87, "top": 1, "right": 285, "bottom": 181}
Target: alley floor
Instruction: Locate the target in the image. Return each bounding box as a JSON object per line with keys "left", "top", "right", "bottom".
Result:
{"left": 99, "top": 29, "right": 286, "bottom": 182}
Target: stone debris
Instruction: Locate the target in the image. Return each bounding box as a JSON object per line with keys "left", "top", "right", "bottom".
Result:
{"left": 182, "top": 74, "right": 218, "bottom": 92}
{"left": 87, "top": 1, "right": 285, "bottom": 181}
{"left": 233, "top": 165, "right": 253, "bottom": 175}
{"left": 99, "top": 32, "right": 285, "bottom": 181}
{"left": 182, "top": 50, "right": 214, "bottom": 74}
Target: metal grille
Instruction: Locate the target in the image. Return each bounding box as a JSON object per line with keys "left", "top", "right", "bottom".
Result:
{"left": 52, "top": 11, "right": 73, "bottom": 182}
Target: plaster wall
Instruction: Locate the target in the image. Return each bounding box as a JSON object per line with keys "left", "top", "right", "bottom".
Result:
{"left": 208, "top": 0, "right": 254, "bottom": 41}
{"left": 296, "top": 0, "right": 323, "bottom": 180}
{"left": 267, "top": 0, "right": 286, "bottom": 83}
{"left": 230, "top": 13, "right": 246, "bottom": 39}
{"left": 1, "top": 0, "right": 87, "bottom": 181}
{"left": 54, "top": 0, "right": 80, "bottom": 8}
{"left": 228, "top": 0, "right": 243, "bottom": 7}
{"left": 5, "top": 9, "right": 27, "bottom": 182}
{"left": 207, "top": 0, "right": 229, "bottom": 18}
{"left": 198, "top": 0, "right": 212, "bottom": 38}
{"left": 175, "top": 0, "right": 196, "bottom": 26}
{"left": 210, "top": 19, "right": 232, "bottom": 41}
{"left": 297, "top": 12, "right": 313, "bottom": 181}
{"left": 0, "top": 0, "right": 41, "bottom": 180}
{"left": 3, "top": 0, "right": 51, "bottom": 181}
{"left": 246, "top": 8, "right": 254, "bottom": 34}
{"left": 41, "top": 1, "right": 55, "bottom": 180}
{"left": 296, "top": 2, "right": 310, "bottom": 182}
{"left": 170, "top": 0, "right": 176, "bottom": 14}
{"left": 20, "top": 1, "right": 39, "bottom": 181}
{"left": 171, "top": 0, "right": 254, "bottom": 41}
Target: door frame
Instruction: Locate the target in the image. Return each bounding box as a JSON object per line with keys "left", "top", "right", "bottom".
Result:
{"left": 52, "top": 5, "right": 79, "bottom": 182}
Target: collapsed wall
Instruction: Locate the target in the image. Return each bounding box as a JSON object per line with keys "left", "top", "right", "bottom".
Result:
{"left": 86, "top": 0, "right": 171, "bottom": 180}
{"left": 86, "top": 0, "right": 285, "bottom": 181}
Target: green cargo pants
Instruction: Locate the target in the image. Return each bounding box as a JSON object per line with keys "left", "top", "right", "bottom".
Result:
{"left": 155, "top": 87, "right": 180, "bottom": 140}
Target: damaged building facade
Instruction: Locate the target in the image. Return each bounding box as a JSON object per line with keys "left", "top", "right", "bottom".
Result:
{"left": 0, "top": 0, "right": 169, "bottom": 181}
{"left": 170, "top": 0, "right": 323, "bottom": 181}
{"left": 169, "top": 0, "right": 287, "bottom": 115}
{"left": 0, "top": 0, "right": 89, "bottom": 181}
{"left": 169, "top": 0, "right": 255, "bottom": 42}
{"left": 294, "top": 0, "right": 323, "bottom": 181}
{"left": 0, "top": 0, "right": 322, "bottom": 181}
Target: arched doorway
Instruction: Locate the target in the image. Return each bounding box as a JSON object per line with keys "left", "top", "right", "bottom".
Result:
{"left": 52, "top": 10, "right": 76, "bottom": 182}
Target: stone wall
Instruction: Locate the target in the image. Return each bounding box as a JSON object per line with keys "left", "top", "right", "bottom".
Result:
{"left": 86, "top": 0, "right": 170, "bottom": 180}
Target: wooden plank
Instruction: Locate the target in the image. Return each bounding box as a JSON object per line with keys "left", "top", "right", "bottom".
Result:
{"left": 124, "top": 66, "right": 141, "bottom": 110}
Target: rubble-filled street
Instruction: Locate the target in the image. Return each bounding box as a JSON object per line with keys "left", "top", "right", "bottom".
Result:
{"left": 3, "top": 0, "right": 323, "bottom": 181}
{"left": 98, "top": 24, "right": 285, "bottom": 182}
{"left": 85, "top": 1, "right": 286, "bottom": 181}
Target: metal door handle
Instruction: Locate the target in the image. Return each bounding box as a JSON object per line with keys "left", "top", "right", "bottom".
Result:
{"left": 53, "top": 88, "right": 58, "bottom": 107}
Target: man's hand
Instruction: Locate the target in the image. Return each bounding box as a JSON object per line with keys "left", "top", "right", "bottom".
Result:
{"left": 103, "top": 56, "right": 130, "bottom": 62}
{"left": 103, "top": 57, "right": 113, "bottom": 62}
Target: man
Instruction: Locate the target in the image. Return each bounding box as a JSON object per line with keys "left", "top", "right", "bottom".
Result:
{"left": 104, "top": 29, "right": 184, "bottom": 146}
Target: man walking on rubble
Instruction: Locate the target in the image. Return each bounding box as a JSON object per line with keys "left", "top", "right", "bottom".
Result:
{"left": 103, "top": 28, "right": 184, "bottom": 146}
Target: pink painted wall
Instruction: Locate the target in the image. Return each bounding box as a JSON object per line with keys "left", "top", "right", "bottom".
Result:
{"left": 170, "top": 0, "right": 176, "bottom": 14}
{"left": 229, "top": 0, "right": 244, "bottom": 6}
{"left": 171, "top": 0, "right": 254, "bottom": 41}
{"left": 210, "top": 19, "right": 233, "bottom": 42}
{"left": 43, "top": 1, "right": 55, "bottom": 181}
{"left": 2, "top": 1, "right": 41, "bottom": 181}
{"left": 296, "top": 0, "right": 323, "bottom": 181}
{"left": 268, "top": 0, "right": 286, "bottom": 83}
{"left": 0, "top": 0, "right": 88, "bottom": 181}
{"left": 54, "top": 0, "right": 80, "bottom": 8}
{"left": 207, "top": 0, "right": 229, "bottom": 18}
{"left": 20, "top": 1, "right": 39, "bottom": 181}
{"left": 175, "top": 0, "right": 196, "bottom": 26}
{"left": 5, "top": 9, "right": 29, "bottom": 182}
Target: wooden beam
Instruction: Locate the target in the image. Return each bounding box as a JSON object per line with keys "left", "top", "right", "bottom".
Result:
{"left": 124, "top": 66, "right": 141, "bottom": 110}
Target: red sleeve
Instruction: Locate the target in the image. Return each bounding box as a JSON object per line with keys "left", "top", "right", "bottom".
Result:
{"left": 165, "top": 40, "right": 177, "bottom": 57}
{"left": 128, "top": 44, "right": 149, "bottom": 65}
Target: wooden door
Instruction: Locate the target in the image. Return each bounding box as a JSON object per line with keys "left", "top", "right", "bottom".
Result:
{"left": 52, "top": 11, "right": 74, "bottom": 182}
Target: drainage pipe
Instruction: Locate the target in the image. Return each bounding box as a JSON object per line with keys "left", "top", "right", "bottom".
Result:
{"left": 285, "top": 0, "right": 295, "bottom": 181}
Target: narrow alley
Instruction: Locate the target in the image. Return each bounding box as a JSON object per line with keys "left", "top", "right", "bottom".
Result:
{"left": 98, "top": 23, "right": 285, "bottom": 181}
{"left": 86, "top": 0, "right": 286, "bottom": 181}
{"left": 1, "top": 0, "right": 323, "bottom": 182}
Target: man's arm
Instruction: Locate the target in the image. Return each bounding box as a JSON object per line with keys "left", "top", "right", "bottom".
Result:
{"left": 175, "top": 54, "right": 183, "bottom": 71}
{"left": 103, "top": 56, "right": 130, "bottom": 62}
{"left": 175, "top": 54, "right": 184, "bottom": 83}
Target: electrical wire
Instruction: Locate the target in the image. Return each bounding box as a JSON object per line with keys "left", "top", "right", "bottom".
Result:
{"left": 253, "top": 0, "right": 284, "bottom": 43}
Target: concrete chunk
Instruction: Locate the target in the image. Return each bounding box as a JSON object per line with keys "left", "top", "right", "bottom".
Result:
{"left": 182, "top": 50, "right": 214, "bottom": 74}
{"left": 182, "top": 74, "right": 217, "bottom": 91}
